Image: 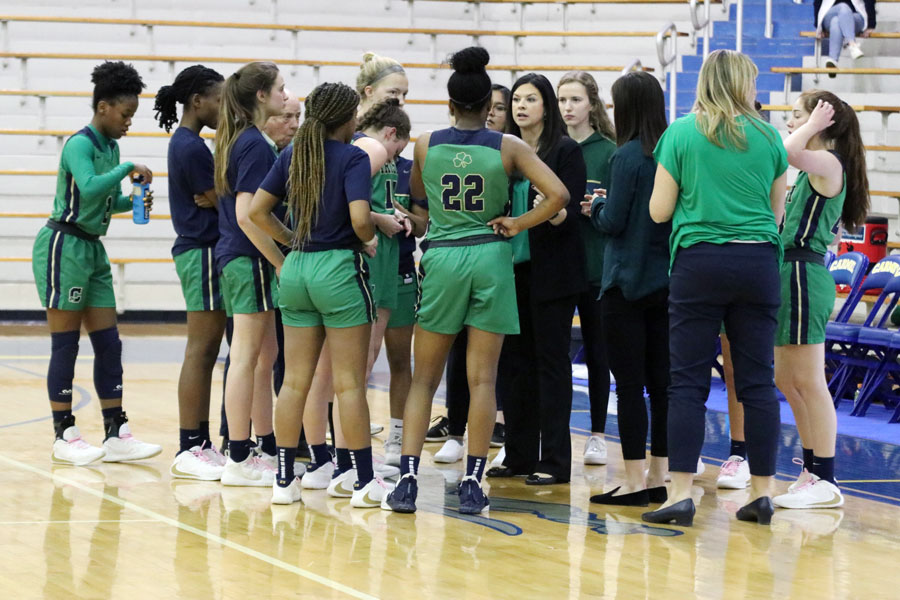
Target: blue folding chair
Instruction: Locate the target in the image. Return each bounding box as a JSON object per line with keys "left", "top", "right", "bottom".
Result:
{"left": 825, "top": 255, "right": 900, "bottom": 407}
{"left": 824, "top": 249, "right": 836, "bottom": 269}
{"left": 844, "top": 275, "right": 900, "bottom": 416}
{"left": 828, "top": 251, "right": 869, "bottom": 323}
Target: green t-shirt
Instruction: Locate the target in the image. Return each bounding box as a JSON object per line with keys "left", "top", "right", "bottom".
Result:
{"left": 422, "top": 127, "right": 509, "bottom": 242}
{"left": 653, "top": 113, "right": 788, "bottom": 268}
{"left": 578, "top": 132, "right": 616, "bottom": 285}
{"left": 781, "top": 168, "right": 845, "bottom": 255}
{"left": 51, "top": 124, "right": 134, "bottom": 236}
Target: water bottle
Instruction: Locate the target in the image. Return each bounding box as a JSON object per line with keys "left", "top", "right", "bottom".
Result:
{"left": 131, "top": 177, "right": 150, "bottom": 225}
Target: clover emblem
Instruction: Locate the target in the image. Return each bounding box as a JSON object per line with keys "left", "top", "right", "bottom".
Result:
{"left": 453, "top": 152, "right": 473, "bottom": 169}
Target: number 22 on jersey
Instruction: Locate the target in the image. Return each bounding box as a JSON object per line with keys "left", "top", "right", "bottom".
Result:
{"left": 441, "top": 173, "right": 485, "bottom": 212}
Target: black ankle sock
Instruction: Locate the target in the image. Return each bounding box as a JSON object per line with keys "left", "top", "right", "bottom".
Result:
{"left": 812, "top": 455, "right": 836, "bottom": 484}
{"left": 101, "top": 406, "right": 123, "bottom": 420}
{"left": 309, "top": 443, "right": 331, "bottom": 468}
{"left": 52, "top": 410, "right": 72, "bottom": 431}
{"left": 257, "top": 432, "right": 276, "bottom": 456}
{"left": 276, "top": 446, "right": 296, "bottom": 487}
{"left": 400, "top": 454, "right": 420, "bottom": 477}
{"left": 802, "top": 447, "right": 815, "bottom": 471}
{"left": 729, "top": 439, "right": 747, "bottom": 460}
{"left": 199, "top": 420, "right": 211, "bottom": 446}
{"left": 179, "top": 428, "right": 202, "bottom": 454}
{"left": 335, "top": 448, "right": 353, "bottom": 474}
{"left": 229, "top": 439, "right": 252, "bottom": 463}
{"left": 466, "top": 455, "right": 487, "bottom": 482}
{"left": 351, "top": 447, "right": 374, "bottom": 486}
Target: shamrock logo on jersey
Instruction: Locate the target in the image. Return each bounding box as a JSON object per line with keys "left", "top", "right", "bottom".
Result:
{"left": 453, "top": 152, "right": 473, "bottom": 169}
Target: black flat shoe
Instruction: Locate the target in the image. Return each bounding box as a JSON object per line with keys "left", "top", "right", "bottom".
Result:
{"left": 736, "top": 496, "right": 774, "bottom": 525}
{"left": 641, "top": 498, "right": 695, "bottom": 526}
{"left": 486, "top": 465, "right": 516, "bottom": 478}
{"left": 647, "top": 486, "right": 668, "bottom": 504}
{"left": 525, "top": 472, "right": 559, "bottom": 486}
{"left": 590, "top": 486, "right": 649, "bottom": 506}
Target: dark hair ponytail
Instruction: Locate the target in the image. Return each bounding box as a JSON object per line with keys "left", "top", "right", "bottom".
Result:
{"left": 154, "top": 65, "right": 224, "bottom": 133}
{"left": 799, "top": 90, "right": 869, "bottom": 232}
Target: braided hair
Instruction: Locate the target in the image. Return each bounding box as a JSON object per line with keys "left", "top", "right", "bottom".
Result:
{"left": 287, "top": 82, "right": 360, "bottom": 249}
{"left": 91, "top": 61, "right": 145, "bottom": 110}
{"left": 154, "top": 65, "right": 224, "bottom": 132}
{"left": 357, "top": 97, "right": 411, "bottom": 139}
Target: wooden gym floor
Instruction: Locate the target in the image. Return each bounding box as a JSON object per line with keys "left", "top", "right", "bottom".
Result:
{"left": 1, "top": 326, "right": 899, "bottom": 600}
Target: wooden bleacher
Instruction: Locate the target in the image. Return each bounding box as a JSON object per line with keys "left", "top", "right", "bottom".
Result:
{"left": 0, "top": 15, "right": 688, "bottom": 40}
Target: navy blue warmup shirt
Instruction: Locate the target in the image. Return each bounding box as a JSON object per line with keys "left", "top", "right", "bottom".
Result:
{"left": 258, "top": 140, "right": 372, "bottom": 251}
{"left": 215, "top": 126, "right": 278, "bottom": 272}
{"left": 168, "top": 127, "right": 218, "bottom": 257}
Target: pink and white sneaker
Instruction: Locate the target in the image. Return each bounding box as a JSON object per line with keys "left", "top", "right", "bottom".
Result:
{"left": 716, "top": 456, "right": 751, "bottom": 489}
{"left": 170, "top": 446, "right": 225, "bottom": 481}
{"left": 52, "top": 422, "right": 105, "bottom": 466}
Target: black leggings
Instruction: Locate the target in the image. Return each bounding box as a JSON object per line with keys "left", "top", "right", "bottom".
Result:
{"left": 577, "top": 285, "right": 610, "bottom": 433}
{"left": 667, "top": 243, "right": 780, "bottom": 476}
{"left": 601, "top": 286, "right": 669, "bottom": 460}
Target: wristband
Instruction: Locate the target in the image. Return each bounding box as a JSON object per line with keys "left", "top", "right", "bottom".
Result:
{"left": 363, "top": 235, "right": 377, "bottom": 247}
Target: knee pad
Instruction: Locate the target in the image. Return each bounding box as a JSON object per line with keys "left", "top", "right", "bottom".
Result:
{"left": 89, "top": 326, "right": 123, "bottom": 399}
{"left": 48, "top": 330, "right": 80, "bottom": 404}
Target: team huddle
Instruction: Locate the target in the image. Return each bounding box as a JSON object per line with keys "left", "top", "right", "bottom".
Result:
{"left": 31, "top": 45, "right": 868, "bottom": 525}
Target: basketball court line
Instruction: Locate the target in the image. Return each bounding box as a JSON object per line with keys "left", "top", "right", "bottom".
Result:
{"left": 0, "top": 453, "right": 379, "bottom": 600}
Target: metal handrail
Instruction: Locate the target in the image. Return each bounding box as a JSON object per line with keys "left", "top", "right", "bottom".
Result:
{"left": 656, "top": 22, "right": 678, "bottom": 122}
{"left": 736, "top": 0, "right": 744, "bottom": 52}
{"left": 689, "top": 0, "right": 711, "bottom": 60}
{"left": 765, "top": 0, "right": 774, "bottom": 38}
{"left": 621, "top": 59, "right": 643, "bottom": 75}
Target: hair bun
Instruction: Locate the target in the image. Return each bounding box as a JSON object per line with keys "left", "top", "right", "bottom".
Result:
{"left": 449, "top": 47, "right": 490, "bottom": 74}
{"left": 362, "top": 51, "right": 379, "bottom": 65}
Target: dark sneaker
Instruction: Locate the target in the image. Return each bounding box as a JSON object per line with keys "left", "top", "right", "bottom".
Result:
{"left": 425, "top": 416, "right": 450, "bottom": 442}
{"left": 490, "top": 422, "right": 505, "bottom": 448}
{"left": 458, "top": 476, "right": 490, "bottom": 514}
{"left": 381, "top": 473, "right": 418, "bottom": 513}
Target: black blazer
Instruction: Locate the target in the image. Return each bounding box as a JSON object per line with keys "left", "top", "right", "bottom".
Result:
{"left": 520, "top": 136, "right": 588, "bottom": 303}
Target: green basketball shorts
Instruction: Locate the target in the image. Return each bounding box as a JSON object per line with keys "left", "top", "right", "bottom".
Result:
{"left": 775, "top": 260, "right": 836, "bottom": 346}
{"left": 220, "top": 256, "right": 278, "bottom": 316}
{"left": 278, "top": 249, "right": 375, "bottom": 328}
{"left": 364, "top": 230, "right": 399, "bottom": 312}
{"left": 387, "top": 271, "right": 418, "bottom": 329}
{"left": 174, "top": 246, "right": 224, "bottom": 312}
{"left": 416, "top": 241, "right": 519, "bottom": 335}
{"left": 32, "top": 225, "right": 115, "bottom": 310}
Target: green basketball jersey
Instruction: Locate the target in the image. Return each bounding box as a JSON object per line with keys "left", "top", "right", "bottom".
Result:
{"left": 781, "top": 167, "right": 846, "bottom": 256}
{"left": 51, "top": 125, "right": 134, "bottom": 236}
{"left": 353, "top": 133, "right": 397, "bottom": 214}
{"left": 422, "top": 127, "right": 509, "bottom": 242}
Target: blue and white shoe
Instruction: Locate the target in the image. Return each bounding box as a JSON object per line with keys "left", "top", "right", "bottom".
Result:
{"left": 381, "top": 473, "right": 418, "bottom": 513}
{"left": 457, "top": 476, "right": 489, "bottom": 515}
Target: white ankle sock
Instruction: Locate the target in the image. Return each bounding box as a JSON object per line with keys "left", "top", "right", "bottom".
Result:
{"left": 390, "top": 418, "right": 403, "bottom": 437}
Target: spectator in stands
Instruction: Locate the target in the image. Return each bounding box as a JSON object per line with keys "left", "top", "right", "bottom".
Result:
{"left": 773, "top": 90, "right": 869, "bottom": 511}
{"left": 557, "top": 70, "right": 616, "bottom": 467}
{"left": 644, "top": 50, "right": 788, "bottom": 527}
{"left": 262, "top": 92, "right": 301, "bottom": 152}
{"left": 815, "top": 0, "right": 877, "bottom": 75}
{"left": 586, "top": 71, "right": 670, "bottom": 507}
{"left": 488, "top": 73, "right": 587, "bottom": 486}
